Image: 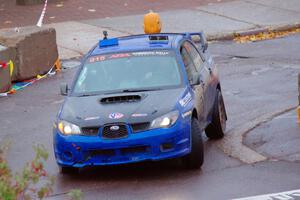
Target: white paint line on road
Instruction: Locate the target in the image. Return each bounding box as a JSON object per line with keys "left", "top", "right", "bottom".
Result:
{"left": 232, "top": 189, "right": 300, "bottom": 200}
{"left": 217, "top": 106, "right": 296, "bottom": 164}
{"left": 274, "top": 116, "right": 297, "bottom": 120}
{"left": 251, "top": 67, "right": 272, "bottom": 75}
{"left": 51, "top": 99, "right": 64, "bottom": 105}
{"left": 282, "top": 65, "right": 300, "bottom": 70}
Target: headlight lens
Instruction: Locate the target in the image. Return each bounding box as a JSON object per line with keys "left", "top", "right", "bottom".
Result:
{"left": 57, "top": 120, "right": 81, "bottom": 135}
{"left": 150, "top": 110, "right": 179, "bottom": 129}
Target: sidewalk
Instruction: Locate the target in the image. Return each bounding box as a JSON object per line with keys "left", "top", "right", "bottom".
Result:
{"left": 0, "top": 0, "right": 230, "bottom": 29}
{"left": 244, "top": 109, "right": 300, "bottom": 163}
{"left": 1, "top": 0, "right": 300, "bottom": 59}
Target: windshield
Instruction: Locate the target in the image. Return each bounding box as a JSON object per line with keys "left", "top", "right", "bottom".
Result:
{"left": 73, "top": 50, "right": 182, "bottom": 95}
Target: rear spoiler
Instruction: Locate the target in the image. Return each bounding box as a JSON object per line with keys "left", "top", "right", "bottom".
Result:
{"left": 116, "top": 32, "right": 208, "bottom": 52}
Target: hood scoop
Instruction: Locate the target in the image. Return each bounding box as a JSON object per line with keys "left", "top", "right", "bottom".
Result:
{"left": 100, "top": 95, "right": 142, "bottom": 104}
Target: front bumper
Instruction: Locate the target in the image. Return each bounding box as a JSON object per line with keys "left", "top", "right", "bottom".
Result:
{"left": 53, "top": 120, "right": 191, "bottom": 168}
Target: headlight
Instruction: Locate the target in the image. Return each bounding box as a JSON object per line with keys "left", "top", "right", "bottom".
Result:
{"left": 150, "top": 110, "right": 179, "bottom": 129}
{"left": 57, "top": 120, "right": 81, "bottom": 135}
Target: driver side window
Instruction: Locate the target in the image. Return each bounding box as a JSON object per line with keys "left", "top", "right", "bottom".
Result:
{"left": 183, "top": 41, "right": 204, "bottom": 72}
{"left": 180, "top": 43, "right": 197, "bottom": 84}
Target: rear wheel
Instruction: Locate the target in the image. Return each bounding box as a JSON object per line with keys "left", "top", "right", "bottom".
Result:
{"left": 205, "top": 89, "right": 226, "bottom": 140}
{"left": 59, "top": 166, "right": 79, "bottom": 174}
{"left": 182, "top": 118, "right": 204, "bottom": 169}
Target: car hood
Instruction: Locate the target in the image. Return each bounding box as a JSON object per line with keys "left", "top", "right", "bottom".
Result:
{"left": 59, "top": 87, "right": 186, "bottom": 127}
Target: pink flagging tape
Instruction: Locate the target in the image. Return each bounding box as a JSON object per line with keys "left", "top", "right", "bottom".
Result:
{"left": 36, "top": 0, "right": 48, "bottom": 27}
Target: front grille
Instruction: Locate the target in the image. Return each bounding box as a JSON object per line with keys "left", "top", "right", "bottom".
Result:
{"left": 90, "top": 149, "right": 115, "bottom": 156}
{"left": 131, "top": 122, "right": 150, "bottom": 132}
{"left": 100, "top": 95, "right": 141, "bottom": 104}
{"left": 81, "top": 127, "right": 99, "bottom": 136}
{"left": 102, "top": 124, "right": 128, "bottom": 139}
{"left": 121, "top": 146, "right": 149, "bottom": 155}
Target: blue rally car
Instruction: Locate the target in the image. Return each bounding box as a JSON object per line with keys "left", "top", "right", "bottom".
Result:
{"left": 54, "top": 32, "right": 227, "bottom": 173}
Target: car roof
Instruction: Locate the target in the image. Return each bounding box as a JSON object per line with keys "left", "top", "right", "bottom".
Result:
{"left": 90, "top": 33, "right": 186, "bottom": 56}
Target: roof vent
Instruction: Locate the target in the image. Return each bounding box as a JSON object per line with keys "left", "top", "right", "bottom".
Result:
{"left": 148, "top": 35, "right": 169, "bottom": 44}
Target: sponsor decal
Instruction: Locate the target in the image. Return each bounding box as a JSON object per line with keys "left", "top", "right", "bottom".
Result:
{"left": 108, "top": 53, "right": 130, "bottom": 59}
{"left": 84, "top": 116, "right": 100, "bottom": 121}
{"left": 182, "top": 110, "right": 192, "bottom": 118}
{"left": 109, "top": 112, "right": 124, "bottom": 119}
{"left": 233, "top": 189, "right": 300, "bottom": 200}
{"left": 89, "top": 55, "right": 106, "bottom": 63}
{"left": 131, "top": 113, "right": 148, "bottom": 117}
{"left": 179, "top": 92, "right": 192, "bottom": 107}
{"left": 88, "top": 51, "right": 170, "bottom": 63}
{"left": 132, "top": 51, "right": 169, "bottom": 56}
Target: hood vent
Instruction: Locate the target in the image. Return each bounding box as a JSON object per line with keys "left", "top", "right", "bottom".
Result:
{"left": 100, "top": 95, "right": 141, "bottom": 104}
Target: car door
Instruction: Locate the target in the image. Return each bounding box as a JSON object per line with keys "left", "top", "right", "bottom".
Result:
{"left": 180, "top": 41, "right": 205, "bottom": 124}
{"left": 201, "top": 48, "right": 217, "bottom": 115}
{"left": 182, "top": 41, "right": 213, "bottom": 122}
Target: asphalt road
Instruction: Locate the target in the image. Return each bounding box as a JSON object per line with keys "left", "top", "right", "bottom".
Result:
{"left": 0, "top": 34, "right": 300, "bottom": 200}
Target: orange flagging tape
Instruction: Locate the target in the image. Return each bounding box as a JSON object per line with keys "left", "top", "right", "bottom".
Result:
{"left": 297, "top": 106, "right": 300, "bottom": 124}
{"left": 54, "top": 58, "right": 61, "bottom": 71}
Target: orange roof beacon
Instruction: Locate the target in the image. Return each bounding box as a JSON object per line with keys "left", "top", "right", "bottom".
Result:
{"left": 143, "top": 11, "right": 162, "bottom": 34}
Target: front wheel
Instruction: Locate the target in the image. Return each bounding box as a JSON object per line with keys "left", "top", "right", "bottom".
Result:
{"left": 205, "top": 89, "right": 227, "bottom": 140}
{"left": 182, "top": 118, "right": 204, "bottom": 169}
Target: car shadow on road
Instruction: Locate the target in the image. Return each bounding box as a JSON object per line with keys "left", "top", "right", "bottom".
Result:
{"left": 58, "top": 158, "right": 202, "bottom": 182}
{"left": 52, "top": 159, "right": 203, "bottom": 194}
{"left": 52, "top": 138, "right": 237, "bottom": 195}
{"left": 54, "top": 138, "right": 232, "bottom": 186}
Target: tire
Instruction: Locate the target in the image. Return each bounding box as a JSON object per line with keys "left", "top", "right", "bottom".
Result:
{"left": 182, "top": 118, "right": 204, "bottom": 169}
{"left": 59, "top": 166, "right": 79, "bottom": 174}
{"left": 205, "top": 89, "right": 227, "bottom": 140}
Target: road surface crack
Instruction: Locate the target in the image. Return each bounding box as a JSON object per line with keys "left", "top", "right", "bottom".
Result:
{"left": 196, "top": 8, "right": 259, "bottom": 27}
{"left": 243, "top": 0, "right": 300, "bottom": 14}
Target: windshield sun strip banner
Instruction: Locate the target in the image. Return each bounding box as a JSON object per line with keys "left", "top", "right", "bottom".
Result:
{"left": 88, "top": 51, "right": 171, "bottom": 63}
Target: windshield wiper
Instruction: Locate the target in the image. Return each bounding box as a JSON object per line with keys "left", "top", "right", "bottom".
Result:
{"left": 102, "top": 88, "right": 162, "bottom": 95}
{"left": 122, "top": 88, "right": 161, "bottom": 93}
{"left": 122, "top": 89, "right": 150, "bottom": 93}
{"left": 77, "top": 94, "right": 93, "bottom": 97}
{"left": 76, "top": 93, "right": 99, "bottom": 97}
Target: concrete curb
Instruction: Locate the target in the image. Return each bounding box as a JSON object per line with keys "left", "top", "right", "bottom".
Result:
{"left": 207, "top": 22, "right": 300, "bottom": 41}
{"left": 217, "top": 105, "right": 296, "bottom": 164}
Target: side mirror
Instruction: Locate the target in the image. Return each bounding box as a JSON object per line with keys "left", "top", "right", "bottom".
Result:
{"left": 60, "top": 83, "right": 68, "bottom": 96}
